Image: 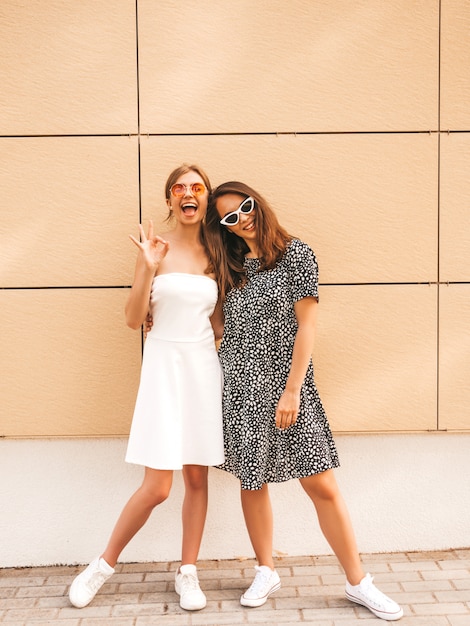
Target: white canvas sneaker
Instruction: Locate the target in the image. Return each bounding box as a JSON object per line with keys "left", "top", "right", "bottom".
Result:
{"left": 345, "top": 573, "right": 403, "bottom": 620}
{"left": 69, "top": 557, "right": 115, "bottom": 608}
{"left": 174, "top": 564, "right": 206, "bottom": 611}
{"left": 240, "top": 565, "right": 281, "bottom": 607}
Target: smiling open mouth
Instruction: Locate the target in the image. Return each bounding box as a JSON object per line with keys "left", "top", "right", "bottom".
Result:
{"left": 182, "top": 202, "right": 198, "bottom": 216}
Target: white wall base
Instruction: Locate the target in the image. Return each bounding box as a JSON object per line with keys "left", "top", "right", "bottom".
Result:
{"left": 1, "top": 433, "right": 468, "bottom": 568}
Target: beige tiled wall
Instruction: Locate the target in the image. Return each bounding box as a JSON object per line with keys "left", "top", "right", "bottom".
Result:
{"left": 439, "top": 285, "right": 470, "bottom": 430}
{"left": 0, "top": 0, "right": 138, "bottom": 135}
{"left": 0, "top": 289, "right": 141, "bottom": 437}
{"left": 315, "top": 285, "right": 438, "bottom": 432}
{"left": 0, "top": 137, "right": 139, "bottom": 288}
{"left": 440, "top": 133, "right": 470, "bottom": 281}
{"left": 138, "top": 0, "right": 439, "bottom": 133}
{"left": 1, "top": 0, "right": 468, "bottom": 437}
{"left": 440, "top": 0, "right": 470, "bottom": 130}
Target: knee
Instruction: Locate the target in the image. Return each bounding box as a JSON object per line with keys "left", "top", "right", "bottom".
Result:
{"left": 183, "top": 466, "right": 208, "bottom": 491}
{"left": 145, "top": 484, "right": 171, "bottom": 507}
{"left": 301, "top": 471, "right": 339, "bottom": 502}
{"left": 140, "top": 471, "right": 173, "bottom": 507}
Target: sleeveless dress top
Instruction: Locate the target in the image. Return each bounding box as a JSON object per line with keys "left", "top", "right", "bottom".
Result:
{"left": 125, "top": 273, "right": 224, "bottom": 470}
{"left": 217, "top": 239, "right": 339, "bottom": 490}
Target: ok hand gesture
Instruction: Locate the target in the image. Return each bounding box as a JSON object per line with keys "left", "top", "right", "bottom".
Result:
{"left": 129, "top": 220, "right": 170, "bottom": 271}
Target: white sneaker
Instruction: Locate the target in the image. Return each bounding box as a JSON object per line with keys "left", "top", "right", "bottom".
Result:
{"left": 240, "top": 565, "right": 281, "bottom": 607}
{"left": 345, "top": 573, "right": 403, "bottom": 621}
{"left": 175, "top": 564, "right": 206, "bottom": 611}
{"left": 69, "top": 557, "right": 114, "bottom": 608}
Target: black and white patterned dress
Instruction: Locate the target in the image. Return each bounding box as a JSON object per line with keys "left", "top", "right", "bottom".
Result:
{"left": 217, "top": 238, "right": 340, "bottom": 490}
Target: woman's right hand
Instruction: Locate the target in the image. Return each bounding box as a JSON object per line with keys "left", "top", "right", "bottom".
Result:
{"left": 129, "top": 220, "right": 170, "bottom": 270}
{"left": 125, "top": 222, "right": 169, "bottom": 330}
{"left": 144, "top": 312, "right": 154, "bottom": 338}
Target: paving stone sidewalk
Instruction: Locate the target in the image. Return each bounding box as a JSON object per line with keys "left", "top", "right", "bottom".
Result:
{"left": 1, "top": 549, "right": 469, "bottom": 625}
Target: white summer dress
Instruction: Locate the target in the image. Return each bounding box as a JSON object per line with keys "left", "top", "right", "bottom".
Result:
{"left": 125, "top": 273, "right": 225, "bottom": 470}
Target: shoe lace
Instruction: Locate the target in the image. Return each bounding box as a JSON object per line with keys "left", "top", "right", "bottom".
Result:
{"left": 247, "top": 568, "right": 272, "bottom": 594}
{"left": 86, "top": 571, "right": 108, "bottom": 594}
{"left": 359, "top": 575, "right": 391, "bottom": 609}
{"left": 180, "top": 572, "right": 200, "bottom": 593}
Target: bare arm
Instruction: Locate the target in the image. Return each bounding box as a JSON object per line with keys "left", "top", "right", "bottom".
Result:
{"left": 125, "top": 221, "right": 169, "bottom": 330}
{"left": 275, "top": 296, "right": 318, "bottom": 429}
{"left": 210, "top": 298, "right": 225, "bottom": 341}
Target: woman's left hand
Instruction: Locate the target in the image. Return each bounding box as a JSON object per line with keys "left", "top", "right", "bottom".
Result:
{"left": 275, "top": 389, "right": 300, "bottom": 429}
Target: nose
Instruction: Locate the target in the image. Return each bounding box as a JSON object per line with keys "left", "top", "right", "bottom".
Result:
{"left": 239, "top": 210, "right": 251, "bottom": 224}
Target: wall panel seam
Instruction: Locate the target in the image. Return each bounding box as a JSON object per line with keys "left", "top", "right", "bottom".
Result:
{"left": 3, "top": 130, "right": 470, "bottom": 140}
{"left": 3, "top": 282, "right": 470, "bottom": 291}
{"left": 437, "top": 0, "right": 441, "bottom": 431}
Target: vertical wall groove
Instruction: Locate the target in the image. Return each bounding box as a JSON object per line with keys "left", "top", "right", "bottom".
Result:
{"left": 134, "top": 0, "right": 145, "bottom": 355}
{"left": 437, "top": 0, "right": 442, "bottom": 430}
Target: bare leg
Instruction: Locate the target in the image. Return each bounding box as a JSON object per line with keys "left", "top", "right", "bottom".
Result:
{"left": 101, "top": 467, "right": 173, "bottom": 567}
{"left": 240, "top": 484, "right": 274, "bottom": 569}
{"left": 181, "top": 465, "right": 208, "bottom": 565}
{"left": 299, "top": 469, "right": 364, "bottom": 585}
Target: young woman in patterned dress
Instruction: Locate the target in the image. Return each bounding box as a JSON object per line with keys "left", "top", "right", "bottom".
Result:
{"left": 205, "top": 181, "right": 403, "bottom": 622}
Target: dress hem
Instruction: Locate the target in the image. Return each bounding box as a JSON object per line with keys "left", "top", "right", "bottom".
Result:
{"left": 215, "top": 460, "right": 341, "bottom": 491}
{"left": 125, "top": 457, "right": 225, "bottom": 471}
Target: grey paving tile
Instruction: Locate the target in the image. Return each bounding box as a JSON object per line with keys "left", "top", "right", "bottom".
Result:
{"left": 0, "top": 591, "right": 14, "bottom": 601}
{"left": 384, "top": 613, "right": 450, "bottom": 626}
{"left": 411, "top": 601, "right": 468, "bottom": 614}
{"left": 401, "top": 579, "right": 454, "bottom": 592}
{"left": 244, "top": 607, "right": 302, "bottom": 622}
{"left": 435, "top": 589, "right": 470, "bottom": 602}
{"left": 3, "top": 608, "right": 60, "bottom": 621}
{"left": 112, "top": 601, "right": 184, "bottom": 617}
{"left": 454, "top": 578, "right": 470, "bottom": 590}
{"left": 191, "top": 611, "right": 245, "bottom": 625}
{"left": 438, "top": 559, "right": 470, "bottom": 570}
{"left": 135, "top": 618, "right": 191, "bottom": 626}
{"left": 302, "top": 604, "right": 358, "bottom": 619}
{"left": 0, "top": 599, "right": 36, "bottom": 610}
{"left": 15, "top": 585, "right": 67, "bottom": 598}
{"left": 59, "top": 604, "right": 113, "bottom": 618}
{"left": 80, "top": 617, "right": 135, "bottom": 626}
{"left": 448, "top": 617, "right": 470, "bottom": 626}
{"left": 422, "top": 568, "right": 470, "bottom": 580}
{"left": 25, "top": 620, "right": 81, "bottom": 626}
{"left": 390, "top": 560, "right": 441, "bottom": 572}
{"left": 0, "top": 578, "right": 45, "bottom": 589}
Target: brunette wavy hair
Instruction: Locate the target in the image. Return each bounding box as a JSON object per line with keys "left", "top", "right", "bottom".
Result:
{"left": 205, "top": 181, "right": 291, "bottom": 300}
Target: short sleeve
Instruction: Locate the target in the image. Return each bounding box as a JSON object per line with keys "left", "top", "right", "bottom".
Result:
{"left": 286, "top": 239, "right": 319, "bottom": 303}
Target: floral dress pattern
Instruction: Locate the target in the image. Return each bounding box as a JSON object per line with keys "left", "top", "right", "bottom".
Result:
{"left": 217, "top": 238, "right": 340, "bottom": 490}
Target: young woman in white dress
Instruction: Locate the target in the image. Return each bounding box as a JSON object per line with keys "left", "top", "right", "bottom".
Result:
{"left": 69, "top": 165, "right": 224, "bottom": 612}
